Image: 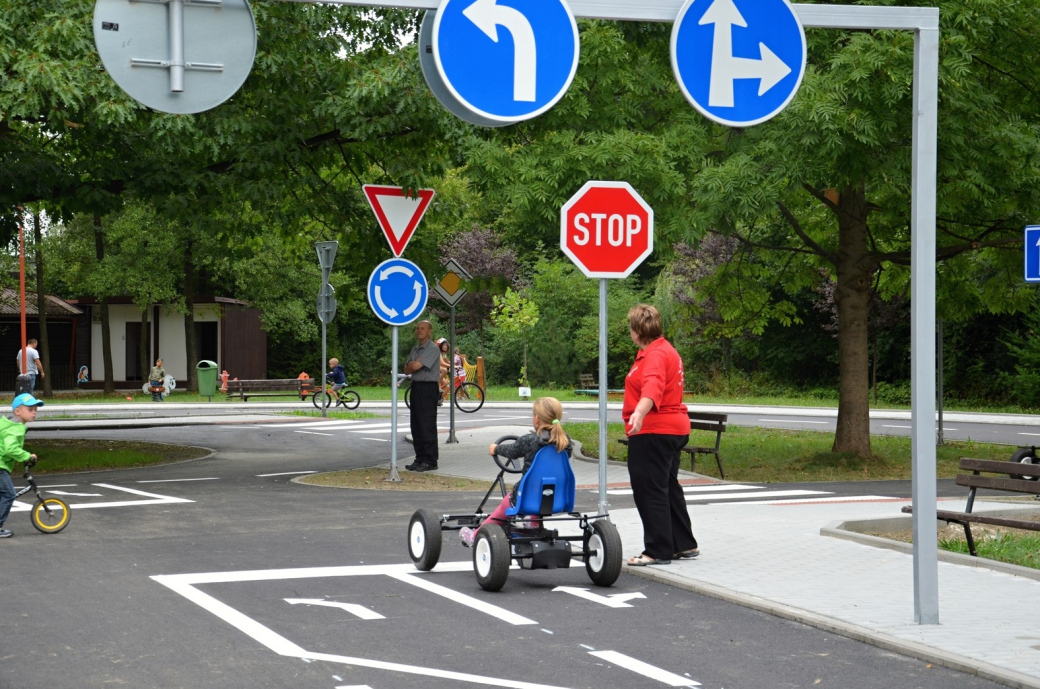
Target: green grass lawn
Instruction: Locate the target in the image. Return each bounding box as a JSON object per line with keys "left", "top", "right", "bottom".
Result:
{"left": 567, "top": 421, "right": 1016, "bottom": 483}
{"left": 25, "top": 439, "right": 210, "bottom": 473}
{"left": 940, "top": 531, "right": 1040, "bottom": 570}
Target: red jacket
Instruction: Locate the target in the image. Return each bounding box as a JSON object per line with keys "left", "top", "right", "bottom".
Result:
{"left": 622, "top": 338, "right": 689, "bottom": 436}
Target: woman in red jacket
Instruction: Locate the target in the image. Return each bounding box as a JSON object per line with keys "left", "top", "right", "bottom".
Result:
{"left": 622, "top": 304, "right": 699, "bottom": 566}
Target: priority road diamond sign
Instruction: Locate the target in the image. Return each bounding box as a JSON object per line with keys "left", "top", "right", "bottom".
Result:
{"left": 433, "top": 259, "right": 472, "bottom": 307}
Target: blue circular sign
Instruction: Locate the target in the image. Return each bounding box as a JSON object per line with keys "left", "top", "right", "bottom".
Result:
{"left": 432, "top": 0, "right": 579, "bottom": 123}
{"left": 367, "top": 258, "right": 429, "bottom": 326}
{"left": 671, "top": 0, "right": 806, "bottom": 127}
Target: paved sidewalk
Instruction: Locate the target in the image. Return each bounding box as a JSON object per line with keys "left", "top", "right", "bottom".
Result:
{"left": 410, "top": 426, "right": 1040, "bottom": 689}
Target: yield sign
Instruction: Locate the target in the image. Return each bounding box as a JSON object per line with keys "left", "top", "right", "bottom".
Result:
{"left": 362, "top": 185, "right": 436, "bottom": 257}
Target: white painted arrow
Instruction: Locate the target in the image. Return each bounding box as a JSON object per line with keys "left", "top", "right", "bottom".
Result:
{"left": 381, "top": 264, "right": 414, "bottom": 280}
{"left": 463, "top": 0, "right": 537, "bottom": 102}
{"left": 373, "top": 286, "right": 398, "bottom": 317}
{"left": 552, "top": 586, "right": 647, "bottom": 608}
{"left": 284, "top": 598, "right": 385, "bottom": 620}
{"left": 402, "top": 281, "right": 423, "bottom": 317}
{"left": 699, "top": 0, "right": 791, "bottom": 107}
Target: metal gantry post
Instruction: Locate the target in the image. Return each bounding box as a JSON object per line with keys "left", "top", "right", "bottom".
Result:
{"left": 910, "top": 21, "right": 940, "bottom": 625}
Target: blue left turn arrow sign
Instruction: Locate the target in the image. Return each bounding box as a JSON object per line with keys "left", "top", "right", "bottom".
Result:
{"left": 1025, "top": 226, "right": 1040, "bottom": 283}
{"left": 367, "top": 258, "right": 430, "bottom": 326}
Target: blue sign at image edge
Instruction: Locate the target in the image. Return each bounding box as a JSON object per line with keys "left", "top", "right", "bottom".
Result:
{"left": 367, "top": 258, "right": 430, "bottom": 326}
{"left": 1024, "top": 226, "right": 1040, "bottom": 283}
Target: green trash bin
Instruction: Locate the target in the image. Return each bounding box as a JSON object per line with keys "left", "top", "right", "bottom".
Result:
{"left": 196, "top": 360, "right": 219, "bottom": 399}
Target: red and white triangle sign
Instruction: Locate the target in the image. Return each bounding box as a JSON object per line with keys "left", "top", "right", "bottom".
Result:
{"left": 362, "top": 185, "right": 435, "bottom": 257}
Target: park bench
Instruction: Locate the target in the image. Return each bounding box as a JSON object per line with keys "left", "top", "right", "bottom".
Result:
{"left": 901, "top": 457, "right": 1040, "bottom": 556}
{"left": 617, "top": 411, "right": 728, "bottom": 479}
{"left": 225, "top": 378, "right": 314, "bottom": 402}
{"left": 574, "top": 373, "right": 624, "bottom": 397}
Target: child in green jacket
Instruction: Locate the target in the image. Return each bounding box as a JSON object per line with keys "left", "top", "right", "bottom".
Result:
{"left": 0, "top": 393, "right": 43, "bottom": 538}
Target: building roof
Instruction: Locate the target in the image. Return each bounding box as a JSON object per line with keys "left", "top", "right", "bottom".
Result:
{"left": 0, "top": 288, "right": 83, "bottom": 317}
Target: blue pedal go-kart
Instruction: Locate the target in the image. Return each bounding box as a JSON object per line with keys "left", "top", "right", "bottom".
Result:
{"left": 406, "top": 435, "right": 623, "bottom": 591}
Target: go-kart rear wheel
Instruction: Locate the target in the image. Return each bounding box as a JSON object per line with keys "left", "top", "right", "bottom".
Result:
{"left": 408, "top": 508, "right": 442, "bottom": 571}
{"left": 584, "top": 519, "right": 622, "bottom": 587}
{"left": 473, "top": 524, "right": 510, "bottom": 591}
{"left": 1009, "top": 447, "right": 1040, "bottom": 481}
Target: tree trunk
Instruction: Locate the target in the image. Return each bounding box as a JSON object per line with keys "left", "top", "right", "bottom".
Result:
{"left": 94, "top": 214, "right": 115, "bottom": 394}
{"left": 183, "top": 243, "right": 198, "bottom": 392}
{"left": 33, "top": 211, "right": 52, "bottom": 397}
{"left": 140, "top": 308, "right": 150, "bottom": 381}
{"left": 831, "top": 183, "right": 873, "bottom": 456}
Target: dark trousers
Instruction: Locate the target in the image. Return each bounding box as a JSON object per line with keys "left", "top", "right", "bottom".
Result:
{"left": 0, "top": 469, "right": 14, "bottom": 526}
{"left": 627, "top": 433, "right": 698, "bottom": 560}
{"left": 409, "top": 381, "right": 439, "bottom": 465}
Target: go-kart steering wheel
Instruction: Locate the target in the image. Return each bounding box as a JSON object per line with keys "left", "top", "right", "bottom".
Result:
{"left": 492, "top": 435, "right": 524, "bottom": 474}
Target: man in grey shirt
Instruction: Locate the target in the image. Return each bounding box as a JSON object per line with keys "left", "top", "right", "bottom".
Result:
{"left": 404, "top": 320, "right": 441, "bottom": 471}
{"left": 15, "top": 339, "right": 44, "bottom": 392}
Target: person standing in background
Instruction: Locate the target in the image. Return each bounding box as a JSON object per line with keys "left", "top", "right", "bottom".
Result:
{"left": 15, "top": 339, "right": 43, "bottom": 392}
{"left": 404, "top": 321, "right": 441, "bottom": 472}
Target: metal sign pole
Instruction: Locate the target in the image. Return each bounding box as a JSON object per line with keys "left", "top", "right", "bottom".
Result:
{"left": 321, "top": 307, "right": 327, "bottom": 418}
{"left": 598, "top": 278, "right": 609, "bottom": 516}
{"left": 389, "top": 325, "right": 401, "bottom": 481}
{"left": 448, "top": 305, "right": 458, "bottom": 443}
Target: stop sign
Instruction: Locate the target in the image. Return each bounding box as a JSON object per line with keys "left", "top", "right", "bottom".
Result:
{"left": 560, "top": 181, "right": 654, "bottom": 278}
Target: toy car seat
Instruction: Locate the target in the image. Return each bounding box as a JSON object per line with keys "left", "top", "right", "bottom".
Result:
{"left": 505, "top": 445, "right": 576, "bottom": 517}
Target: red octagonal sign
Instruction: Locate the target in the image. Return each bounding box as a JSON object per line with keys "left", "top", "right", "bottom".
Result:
{"left": 560, "top": 181, "right": 654, "bottom": 279}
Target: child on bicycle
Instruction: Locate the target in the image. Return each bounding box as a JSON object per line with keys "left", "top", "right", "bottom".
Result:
{"left": 326, "top": 358, "right": 347, "bottom": 400}
{"left": 0, "top": 393, "right": 43, "bottom": 539}
{"left": 460, "top": 397, "right": 571, "bottom": 547}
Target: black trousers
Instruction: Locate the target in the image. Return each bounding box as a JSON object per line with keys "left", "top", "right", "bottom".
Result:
{"left": 409, "top": 381, "right": 440, "bottom": 465}
{"left": 627, "top": 433, "right": 698, "bottom": 560}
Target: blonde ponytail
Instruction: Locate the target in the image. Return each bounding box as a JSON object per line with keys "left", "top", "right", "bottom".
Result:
{"left": 532, "top": 397, "right": 568, "bottom": 452}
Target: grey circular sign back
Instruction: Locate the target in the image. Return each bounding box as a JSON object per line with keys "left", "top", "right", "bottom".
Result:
{"left": 419, "top": 11, "right": 508, "bottom": 129}
{"left": 93, "top": 0, "right": 257, "bottom": 115}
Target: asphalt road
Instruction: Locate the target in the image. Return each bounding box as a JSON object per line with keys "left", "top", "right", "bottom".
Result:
{"left": 0, "top": 415, "right": 1008, "bottom": 689}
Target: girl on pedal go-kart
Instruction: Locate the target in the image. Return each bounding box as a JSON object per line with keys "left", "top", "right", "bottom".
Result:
{"left": 459, "top": 396, "right": 572, "bottom": 547}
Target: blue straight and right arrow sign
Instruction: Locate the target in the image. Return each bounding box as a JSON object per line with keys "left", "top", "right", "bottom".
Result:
{"left": 1025, "top": 226, "right": 1040, "bottom": 282}
{"left": 671, "top": 0, "right": 806, "bottom": 127}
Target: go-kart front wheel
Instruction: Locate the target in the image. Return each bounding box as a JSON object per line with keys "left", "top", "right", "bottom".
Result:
{"left": 584, "top": 519, "right": 622, "bottom": 587}
{"left": 408, "top": 508, "right": 442, "bottom": 571}
{"left": 473, "top": 524, "right": 510, "bottom": 591}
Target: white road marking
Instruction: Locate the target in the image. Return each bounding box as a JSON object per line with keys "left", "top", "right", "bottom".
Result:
{"left": 362, "top": 438, "right": 389, "bottom": 442}
{"left": 386, "top": 571, "right": 537, "bottom": 625}
{"left": 608, "top": 484, "right": 759, "bottom": 496}
{"left": 758, "top": 418, "right": 829, "bottom": 424}
{"left": 137, "top": 478, "right": 220, "bottom": 483}
{"left": 48, "top": 490, "right": 102, "bottom": 497}
{"left": 36, "top": 483, "right": 78, "bottom": 488}
{"left": 152, "top": 562, "right": 563, "bottom": 689}
{"left": 588, "top": 650, "right": 700, "bottom": 687}
{"left": 685, "top": 489, "right": 828, "bottom": 502}
{"left": 258, "top": 420, "right": 366, "bottom": 429}
{"left": 726, "top": 495, "right": 896, "bottom": 506}
{"left": 257, "top": 471, "right": 318, "bottom": 477}
{"left": 1019, "top": 433, "right": 1040, "bottom": 437}
{"left": 285, "top": 599, "right": 385, "bottom": 620}
{"left": 882, "top": 424, "right": 911, "bottom": 429}
{"left": 69, "top": 483, "right": 194, "bottom": 509}
{"left": 295, "top": 430, "right": 335, "bottom": 436}
{"left": 336, "top": 685, "right": 373, "bottom": 689}
{"left": 552, "top": 587, "right": 646, "bottom": 608}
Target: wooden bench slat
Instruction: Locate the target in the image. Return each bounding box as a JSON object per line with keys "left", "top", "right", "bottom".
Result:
{"left": 902, "top": 505, "right": 1040, "bottom": 532}
{"left": 690, "top": 421, "right": 725, "bottom": 433}
{"left": 955, "top": 474, "right": 1040, "bottom": 495}
{"left": 958, "top": 458, "right": 1040, "bottom": 474}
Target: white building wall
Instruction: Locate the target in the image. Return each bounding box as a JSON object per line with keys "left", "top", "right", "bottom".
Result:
{"left": 89, "top": 303, "right": 223, "bottom": 382}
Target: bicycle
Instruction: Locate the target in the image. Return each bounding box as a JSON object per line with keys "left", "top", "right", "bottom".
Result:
{"left": 13, "top": 458, "right": 71, "bottom": 534}
{"left": 311, "top": 381, "right": 361, "bottom": 410}
{"left": 398, "top": 373, "right": 484, "bottom": 413}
